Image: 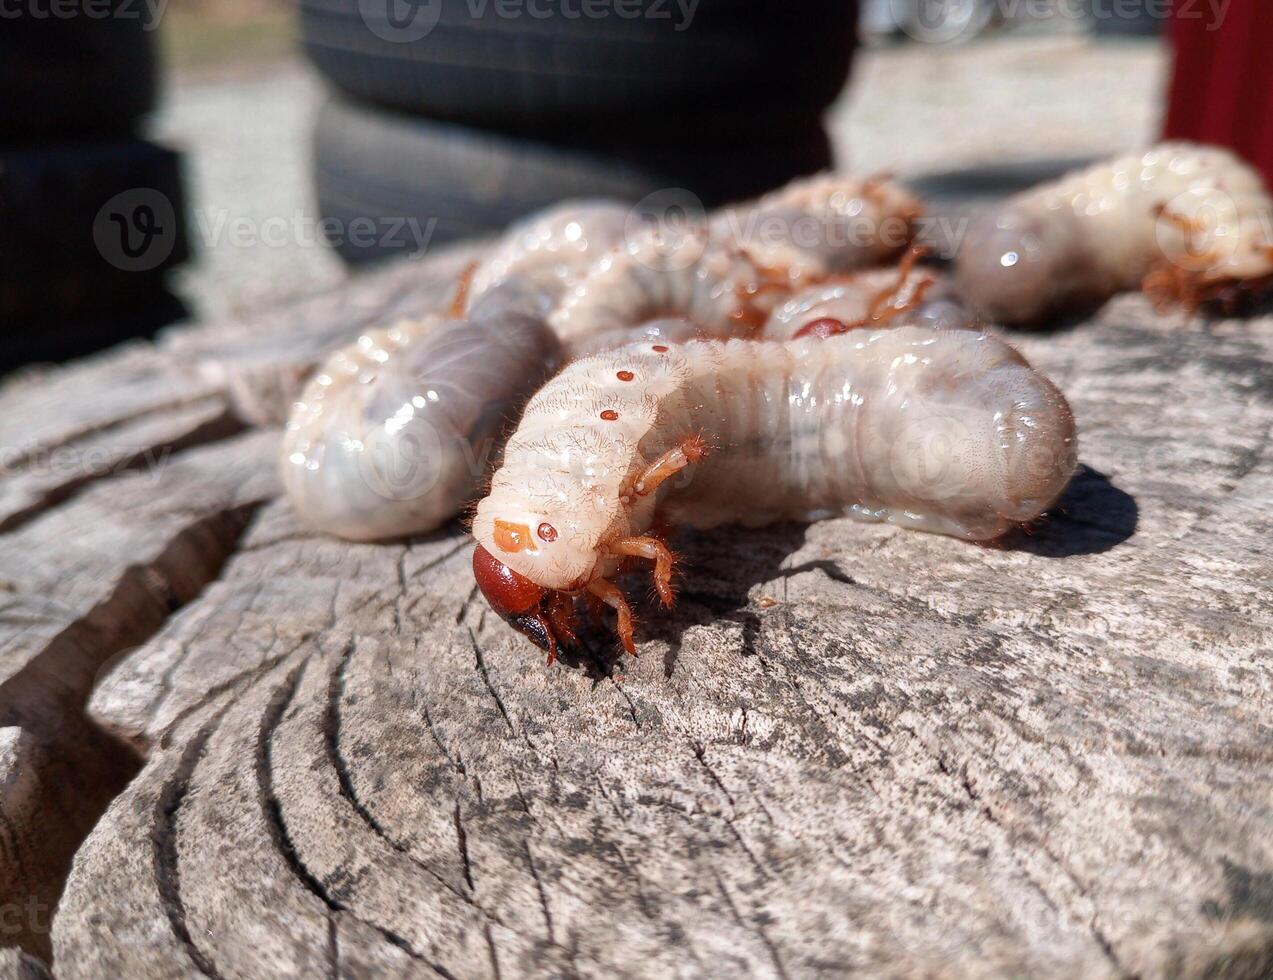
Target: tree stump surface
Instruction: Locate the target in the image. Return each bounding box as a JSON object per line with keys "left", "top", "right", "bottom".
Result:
{"left": 1, "top": 242, "right": 1271, "bottom": 979}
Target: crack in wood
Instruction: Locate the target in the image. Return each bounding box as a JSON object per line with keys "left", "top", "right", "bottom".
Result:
{"left": 0, "top": 407, "right": 246, "bottom": 535}
{"left": 257, "top": 658, "right": 460, "bottom": 979}
{"left": 153, "top": 708, "right": 233, "bottom": 980}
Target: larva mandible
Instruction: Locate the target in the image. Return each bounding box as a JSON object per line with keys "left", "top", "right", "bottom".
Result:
{"left": 471, "top": 327, "right": 1077, "bottom": 662}
{"left": 280, "top": 281, "right": 560, "bottom": 541}
{"left": 954, "top": 142, "right": 1273, "bottom": 325}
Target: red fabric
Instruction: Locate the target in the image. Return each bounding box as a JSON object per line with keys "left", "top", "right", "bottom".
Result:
{"left": 1164, "top": 0, "right": 1273, "bottom": 182}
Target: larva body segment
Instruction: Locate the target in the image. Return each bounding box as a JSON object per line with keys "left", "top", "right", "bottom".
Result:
{"left": 473, "top": 328, "right": 1076, "bottom": 656}
{"left": 280, "top": 286, "right": 560, "bottom": 541}
{"left": 466, "top": 199, "right": 631, "bottom": 314}
{"left": 713, "top": 174, "right": 922, "bottom": 281}
{"left": 955, "top": 142, "right": 1273, "bottom": 325}
{"left": 566, "top": 316, "right": 705, "bottom": 357}
{"left": 548, "top": 227, "right": 774, "bottom": 342}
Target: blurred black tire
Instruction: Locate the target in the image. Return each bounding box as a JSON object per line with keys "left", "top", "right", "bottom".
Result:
{"left": 0, "top": 1, "right": 158, "bottom": 143}
{"left": 1089, "top": 0, "right": 1164, "bottom": 37}
{"left": 301, "top": 0, "right": 857, "bottom": 138}
{"left": 0, "top": 140, "right": 189, "bottom": 323}
{"left": 313, "top": 95, "right": 833, "bottom": 265}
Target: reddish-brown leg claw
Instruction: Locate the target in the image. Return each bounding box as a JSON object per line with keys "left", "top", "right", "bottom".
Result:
{"left": 586, "top": 578, "right": 637, "bottom": 657}
{"left": 633, "top": 435, "right": 709, "bottom": 497}
{"left": 543, "top": 591, "right": 579, "bottom": 665}
{"left": 609, "top": 536, "right": 677, "bottom": 608}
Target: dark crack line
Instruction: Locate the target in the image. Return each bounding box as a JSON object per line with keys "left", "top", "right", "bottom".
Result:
{"left": 522, "top": 839, "right": 556, "bottom": 945}
{"left": 258, "top": 660, "right": 454, "bottom": 979}
{"left": 415, "top": 684, "right": 465, "bottom": 775}
{"left": 453, "top": 801, "right": 475, "bottom": 893}
{"left": 455, "top": 583, "right": 481, "bottom": 626}
{"left": 921, "top": 740, "right": 1125, "bottom": 975}
{"left": 468, "top": 629, "right": 516, "bottom": 736}
{"left": 484, "top": 923, "right": 502, "bottom": 980}
{"left": 157, "top": 642, "right": 297, "bottom": 751}
{"left": 1, "top": 394, "right": 227, "bottom": 472}
{"left": 691, "top": 743, "right": 736, "bottom": 808}
{"left": 324, "top": 638, "right": 492, "bottom": 914}
{"left": 153, "top": 706, "right": 232, "bottom": 980}
{"left": 0, "top": 406, "right": 244, "bottom": 534}
{"left": 712, "top": 872, "right": 791, "bottom": 980}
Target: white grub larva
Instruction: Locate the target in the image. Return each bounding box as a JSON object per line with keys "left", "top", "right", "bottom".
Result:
{"left": 472, "top": 328, "right": 1077, "bottom": 661}
{"left": 466, "top": 199, "right": 631, "bottom": 314}
{"left": 713, "top": 173, "right": 923, "bottom": 281}
{"left": 955, "top": 142, "right": 1273, "bottom": 325}
{"left": 280, "top": 283, "right": 560, "bottom": 541}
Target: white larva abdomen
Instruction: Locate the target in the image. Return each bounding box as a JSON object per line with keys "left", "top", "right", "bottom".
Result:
{"left": 955, "top": 142, "right": 1273, "bottom": 324}
{"left": 548, "top": 227, "right": 769, "bottom": 343}
{"left": 659, "top": 332, "right": 1074, "bottom": 539}
{"left": 713, "top": 174, "right": 922, "bottom": 280}
{"left": 466, "top": 199, "right": 631, "bottom": 314}
{"left": 281, "top": 286, "right": 560, "bottom": 541}
{"left": 474, "top": 328, "right": 1077, "bottom": 590}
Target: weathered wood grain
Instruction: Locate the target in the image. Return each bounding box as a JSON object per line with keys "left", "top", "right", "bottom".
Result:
{"left": 1, "top": 217, "right": 1271, "bottom": 977}
{"left": 0, "top": 431, "right": 279, "bottom": 962}
{"left": 24, "top": 294, "right": 1270, "bottom": 977}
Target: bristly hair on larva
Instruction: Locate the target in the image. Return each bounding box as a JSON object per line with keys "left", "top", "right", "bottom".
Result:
{"left": 954, "top": 142, "right": 1273, "bottom": 326}
{"left": 471, "top": 328, "right": 1077, "bottom": 664}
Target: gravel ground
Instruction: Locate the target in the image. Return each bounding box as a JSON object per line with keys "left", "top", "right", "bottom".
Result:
{"left": 157, "top": 33, "right": 1169, "bottom": 321}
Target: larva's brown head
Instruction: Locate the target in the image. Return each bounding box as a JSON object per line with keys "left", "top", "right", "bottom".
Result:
{"left": 472, "top": 544, "right": 567, "bottom": 661}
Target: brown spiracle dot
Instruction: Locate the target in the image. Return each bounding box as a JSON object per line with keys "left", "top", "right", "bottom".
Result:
{"left": 652, "top": 345, "right": 669, "bottom": 353}
{"left": 536, "top": 522, "right": 558, "bottom": 542}
{"left": 600, "top": 409, "right": 620, "bottom": 421}
{"left": 616, "top": 370, "right": 635, "bottom": 382}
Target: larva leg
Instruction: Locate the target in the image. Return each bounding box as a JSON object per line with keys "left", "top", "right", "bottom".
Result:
{"left": 449, "top": 261, "right": 479, "bottom": 318}
{"left": 586, "top": 579, "right": 637, "bottom": 657}
{"left": 582, "top": 588, "right": 608, "bottom": 628}
{"left": 543, "top": 592, "right": 578, "bottom": 665}
{"left": 609, "top": 536, "right": 677, "bottom": 608}
{"left": 634, "top": 435, "right": 709, "bottom": 497}
{"left": 794, "top": 247, "right": 934, "bottom": 339}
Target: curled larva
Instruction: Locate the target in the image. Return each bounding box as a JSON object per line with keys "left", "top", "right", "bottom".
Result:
{"left": 280, "top": 284, "right": 560, "bottom": 541}
{"left": 548, "top": 226, "right": 779, "bottom": 343}
{"left": 466, "top": 199, "right": 631, "bottom": 314}
{"left": 955, "top": 142, "right": 1273, "bottom": 325}
{"left": 471, "top": 328, "right": 1077, "bottom": 661}
{"left": 713, "top": 173, "right": 922, "bottom": 281}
